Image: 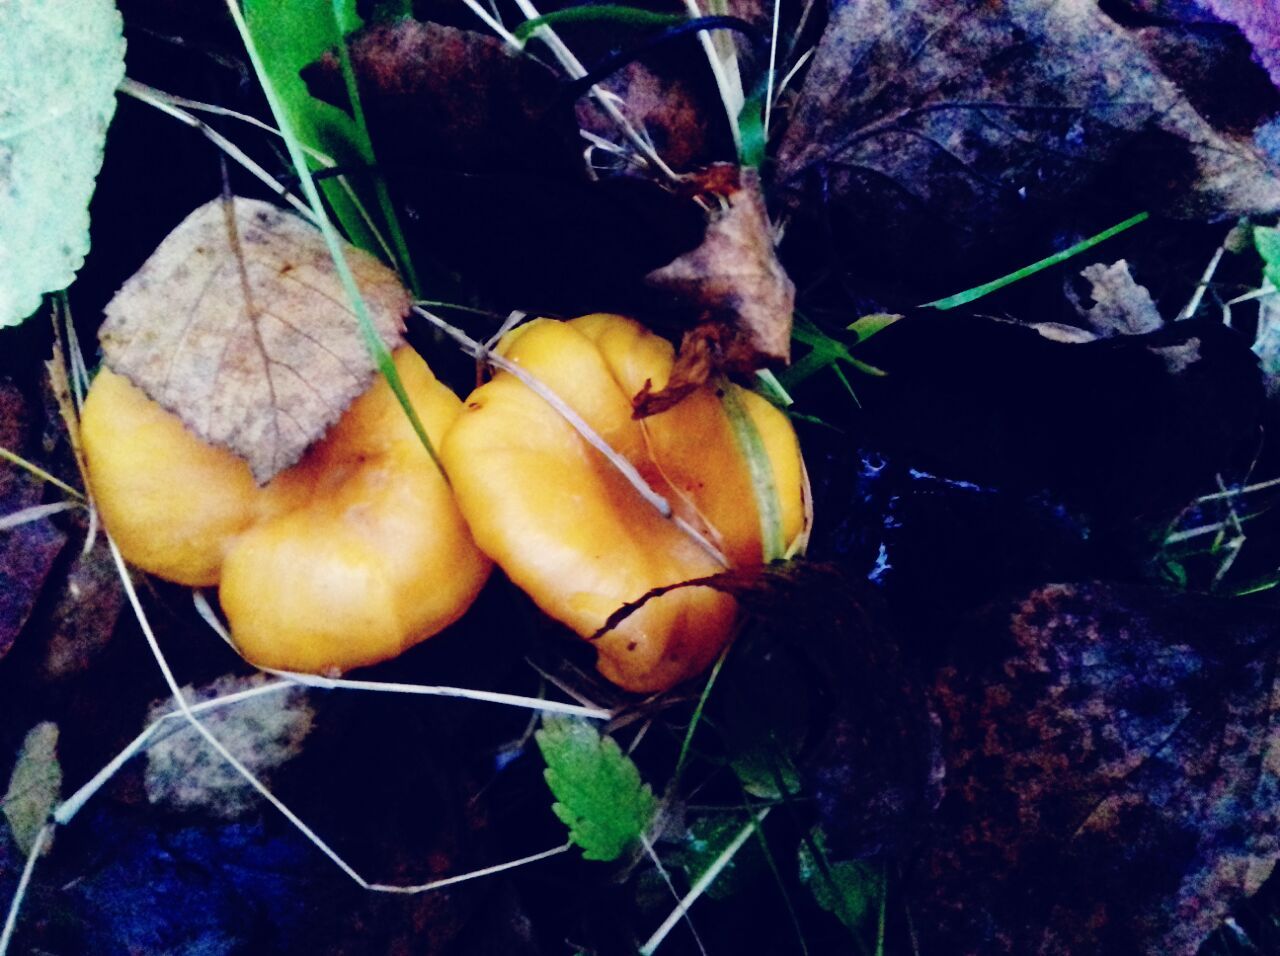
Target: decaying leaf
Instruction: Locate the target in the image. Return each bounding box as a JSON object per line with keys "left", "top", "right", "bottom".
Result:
{"left": 0, "top": 382, "right": 67, "bottom": 661}
{"left": 914, "top": 582, "right": 1280, "bottom": 955}
{"left": 1200, "top": 0, "right": 1280, "bottom": 89}
{"left": 304, "top": 17, "right": 708, "bottom": 315}
{"left": 144, "top": 673, "right": 314, "bottom": 820}
{"left": 637, "top": 166, "right": 794, "bottom": 415}
{"left": 1075, "top": 259, "right": 1164, "bottom": 337}
{"left": 0, "top": 0, "right": 125, "bottom": 326}
{"left": 576, "top": 59, "right": 736, "bottom": 174}
{"left": 302, "top": 18, "right": 581, "bottom": 178}
{"left": 775, "top": 0, "right": 1280, "bottom": 300}
{"left": 535, "top": 716, "right": 657, "bottom": 862}
{"left": 3, "top": 722, "right": 61, "bottom": 856}
{"left": 99, "top": 197, "right": 409, "bottom": 482}
{"left": 35, "top": 531, "right": 125, "bottom": 682}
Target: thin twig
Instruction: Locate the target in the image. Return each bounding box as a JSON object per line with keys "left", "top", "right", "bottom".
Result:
{"left": 639, "top": 809, "right": 770, "bottom": 955}
{"left": 682, "top": 0, "right": 743, "bottom": 152}
{"left": 119, "top": 79, "right": 317, "bottom": 223}
{"left": 192, "top": 592, "right": 610, "bottom": 719}
{"left": 1177, "top": 230, "right": 1229, "bottom": 321}
{"left": 0, "top": 447, "right": 84, "bottom": 501}
{"left": 502, "top": 0, "right": 681, "bottom": 180}
{"left": 0, "top": 824, "right": 51, "bottom": 954}
{"left": 0, "top": 502, "right": 80, "bottom": 532}
{"left": 643, "top": 835, "right": 709, "bottom": 956}
{"left": 112, "top": 535, "right": 572, "bottom": 892}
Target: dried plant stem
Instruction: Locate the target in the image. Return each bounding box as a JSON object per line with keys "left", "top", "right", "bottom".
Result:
{"left": 0, "top": 824, "right": 50, "bottom": 955}
{"left": 119, "top": 79, "right": 317, "bottom": 224}
{"left": 681, "top": 0, "right": 743, "bottom": 152}
{"left": 122, "top": 79, "right": 400, "bottom": 268}
{"left": 494, "top": 0, "right": 681, "bottom": 180}
{"left": 0, "top": 447, "right": 83, "bottom": 501}
{"left": 191, "top": 592, "right": 610, "bottom": 719}
{"left": 0, "top": 501, "right": 80, "bottom": 532}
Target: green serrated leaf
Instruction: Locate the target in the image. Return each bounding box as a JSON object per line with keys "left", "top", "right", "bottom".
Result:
{"left": 798, "top": 827, "right": 882, "bottom": 933}
{"left": 535, "top": 716, "right": 657, "bottom": 862}
{"left": 3, "top": 722, "right": 61, "bottom": 856}
{"left": 0, "top": 0, "right": 125, "bottom": 327}
{"left": 1254, "top": 224, "right": 1280, "bottom": 289}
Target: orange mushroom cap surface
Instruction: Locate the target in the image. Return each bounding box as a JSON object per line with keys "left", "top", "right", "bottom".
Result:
{"left": 440, "top": 314, "right": 806, "bottom": 692}
{"left": 81, "top": 347, "right": 491, "bottom": 673}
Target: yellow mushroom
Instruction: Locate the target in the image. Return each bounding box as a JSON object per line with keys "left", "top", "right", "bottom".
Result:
{"left": 80, "top": 347, "right": 491, "bottom": 673}
{"left": 441, "top": 314, "right": 806, "bottom": 692}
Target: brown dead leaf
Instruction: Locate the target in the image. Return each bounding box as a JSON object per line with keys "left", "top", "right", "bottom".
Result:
{"left": 35, "top": 530, "right": 124, "bottom": 682}
{"left": 99, "top": 198, "right": 408, "bottom": 483}
{"left": 576, "top": 60, "right": 736, "bottom": 174}
{"left": 303, "top": 19, "right": 581, "bottom": 178}
{"left": 914, "top": 582, "right": 1280, "bottom": 955}
{"left": 1075, "top": 259, "right": 1164, "bottom": 337}
{"left": 1199, "top": 0, "right": 1280, "bottom": 90}
{"left": 774, "top": 0, "right": 1280, "bottom": 300}
{"left": 637, "top": 165, "right": 794, "bottom": 415}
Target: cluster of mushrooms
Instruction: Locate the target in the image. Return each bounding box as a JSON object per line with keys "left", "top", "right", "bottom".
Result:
{"left": 80, "top": 314, "right": 806, "bottom": 693}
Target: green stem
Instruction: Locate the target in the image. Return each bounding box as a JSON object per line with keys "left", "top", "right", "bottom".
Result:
{"left": 514, "top": 5, "right": 685, "bottom": 42}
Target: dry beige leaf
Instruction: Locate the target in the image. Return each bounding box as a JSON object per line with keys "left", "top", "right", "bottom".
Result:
{"left": 638, "top": 166, "right": 794, "bottom": 416}
{"left": 1077, "top": 260, "right": 1164, "bottom": 338}
{"left": 99, "top": 197, "right": 409, "bottom": 482}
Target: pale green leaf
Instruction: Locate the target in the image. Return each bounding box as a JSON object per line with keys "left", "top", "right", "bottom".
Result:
{"left": 3, "top": 722, "right": 61, "bottom": 856}
{"left": 0, "top": 0, "right": 125, "bottom": 326}
{"left": 535, "top": 716, "right": 657, "bottom": 862}
{"left": 1255, "top": 224, "right": 1280, "bottom": 290}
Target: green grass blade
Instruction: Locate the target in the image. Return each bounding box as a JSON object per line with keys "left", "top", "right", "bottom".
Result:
{"left": 674, "top": 644, "right": 730, "bottom": 782}
{"left": 720, "top": 380, "right": 785, "bottom": 562}
{"left": 330, "top": 0, "right": 423, "bottom": 295}
{"left": 242, "top": 0, "right": 379, "bottom": 253}
{"left": 514, "top": 5, "right": 685, "bottom": 42}
{"left": 922, "top": 211, "right": 1150, "bottom": 310}
{"left": 227, "top": 0, "right": 445, "bottom": 478}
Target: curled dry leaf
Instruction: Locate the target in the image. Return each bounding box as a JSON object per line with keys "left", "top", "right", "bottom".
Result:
{"left": 637, "top": 166, "right": 794, "bottom": 415}
{"left": 915, "top": 582, "right": 1280, "bottom": 955}
{"left": 99, "top": 198, "right": 409, "bottom": 483}
{"left": 1075, "top": 259, "right": 1164, "bottom": 338}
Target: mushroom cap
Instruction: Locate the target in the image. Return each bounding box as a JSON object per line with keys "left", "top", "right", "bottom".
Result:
{"left": 81, "top": 348, "right": 491, "bottom": 672}
{"left": 81, "top": 366, "right": 259, "bottom": 587}
{"left": 441, "top": 314, "right": 806, "bottom": 692}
